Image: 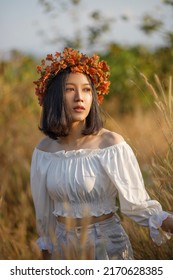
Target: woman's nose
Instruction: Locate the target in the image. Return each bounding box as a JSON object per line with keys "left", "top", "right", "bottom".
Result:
{"left": 74, "top": 89, "right": 83, "bottom": 101}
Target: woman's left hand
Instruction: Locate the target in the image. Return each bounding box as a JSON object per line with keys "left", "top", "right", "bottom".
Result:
{"left": 161, "top": 216, "right": 173, "bottom": 233}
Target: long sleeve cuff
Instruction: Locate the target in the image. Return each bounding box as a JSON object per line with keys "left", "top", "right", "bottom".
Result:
{"left": 149, "top": 211, "right": 173, "bottom": 245}
{"left": 36, "top": 237, "right": 54, "bottom": 253}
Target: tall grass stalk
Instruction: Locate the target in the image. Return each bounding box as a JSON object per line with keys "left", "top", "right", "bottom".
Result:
{"left": 140, "top": 74, "right": 173, "bottom": 204}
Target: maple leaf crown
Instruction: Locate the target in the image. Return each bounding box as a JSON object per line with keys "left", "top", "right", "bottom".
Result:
{"left": 34, "top": 48, "right": 110, "bottom": 105}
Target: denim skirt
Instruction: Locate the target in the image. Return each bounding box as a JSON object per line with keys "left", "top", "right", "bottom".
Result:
{"left": 53, "top": 215, "right": 134, "bottom": 260}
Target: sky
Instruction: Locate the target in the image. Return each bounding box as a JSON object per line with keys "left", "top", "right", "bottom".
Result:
{"left": 0, "top": 0, "right": 172, "bottom": 58}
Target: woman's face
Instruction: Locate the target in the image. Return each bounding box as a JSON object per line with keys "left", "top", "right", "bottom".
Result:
{"left": 64, "top": 72, "right": 93, "bottom": 124}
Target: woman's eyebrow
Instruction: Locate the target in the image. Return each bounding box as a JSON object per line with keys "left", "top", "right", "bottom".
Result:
{"left": 65, "top": 82, "right": 91, "bottom": 86}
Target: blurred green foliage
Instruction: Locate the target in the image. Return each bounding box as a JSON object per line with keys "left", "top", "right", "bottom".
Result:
{"left": 102, "top": 44, "right": 173, "bottom": 113}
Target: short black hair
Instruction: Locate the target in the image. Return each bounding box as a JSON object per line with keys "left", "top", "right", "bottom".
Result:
{"left": 39, "top": 69, "right": 103, "bottom": 139}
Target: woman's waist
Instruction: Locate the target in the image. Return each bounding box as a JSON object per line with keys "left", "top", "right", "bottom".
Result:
{"left": 53, "top": 201, "right": 118, "bottom": 218}
{"left": 56, "top": 212, "right": 114, "bottom": 227}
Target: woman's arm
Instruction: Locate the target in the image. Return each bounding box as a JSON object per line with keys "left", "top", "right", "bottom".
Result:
{"left": 30, "top": 149, "right": 56, "bottom": 255}
{"left": 101, "top": 141, "right": 173, "bottom": 245}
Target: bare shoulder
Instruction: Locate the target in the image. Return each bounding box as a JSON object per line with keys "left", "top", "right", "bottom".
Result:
{"left": 99, "top": 128, "right": 124, "bottom": 148}
{"left": 36, "top": 136, "right": 55, "bottom": 152}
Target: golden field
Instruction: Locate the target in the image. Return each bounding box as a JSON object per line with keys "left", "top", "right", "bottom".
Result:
{"left": 0, "top": 54, "right": 172, "bottom": 259}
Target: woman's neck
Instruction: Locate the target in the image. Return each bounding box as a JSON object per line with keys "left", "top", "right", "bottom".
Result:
{"left": 59, "top": 121, "right": 86, "bottom": 148}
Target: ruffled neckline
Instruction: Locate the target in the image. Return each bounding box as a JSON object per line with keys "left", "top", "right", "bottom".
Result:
{"left": 34, "top": 141, "right": 127, "bottom": 158}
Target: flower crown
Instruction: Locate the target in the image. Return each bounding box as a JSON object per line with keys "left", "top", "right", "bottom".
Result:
{"left": 34, "top": 48, "right": 110, "bottom": 106}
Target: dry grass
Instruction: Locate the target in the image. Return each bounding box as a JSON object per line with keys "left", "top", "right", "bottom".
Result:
{"left": 0, "top": 59, "right": 172, "bottom": 259}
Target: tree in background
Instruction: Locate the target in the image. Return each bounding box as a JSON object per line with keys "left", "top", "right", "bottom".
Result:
{"left": 139, "top": 0, "right": 173, "bottom": 47}
{"left": 38, "top": 0, "right": 114, "bottom": 52}
{"left": 38, "top": 0, "right": 173, "bottom": 51}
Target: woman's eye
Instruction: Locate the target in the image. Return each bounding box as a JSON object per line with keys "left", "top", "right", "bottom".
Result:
{"left": 65, "top": 87, "right": 74, "bottom": 92}
{"left": 83, "top": 87, "right": 91, "bottom": 92}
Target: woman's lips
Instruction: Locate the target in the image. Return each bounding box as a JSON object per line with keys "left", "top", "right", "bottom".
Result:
{"left": 73, "top": 106, "right": 85, "bottom": 112}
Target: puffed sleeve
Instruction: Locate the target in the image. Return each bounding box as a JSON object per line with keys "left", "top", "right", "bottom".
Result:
{"left": 101, "top": 141, "right": 172, "bottom": 245}
{"left": 30, "top": 149, "right": 56, "bottom": 253}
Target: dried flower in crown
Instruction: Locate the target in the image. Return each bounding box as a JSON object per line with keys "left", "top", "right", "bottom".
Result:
{"left": 33, "top": 48, "right": 110, "bottom": 106}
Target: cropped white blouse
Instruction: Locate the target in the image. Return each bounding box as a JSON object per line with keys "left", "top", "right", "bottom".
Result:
{"left": 30, "top": 141, "right": 172, "bottom": 252}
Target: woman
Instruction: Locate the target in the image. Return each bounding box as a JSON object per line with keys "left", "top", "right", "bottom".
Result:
{"left": 31, "top": 48, "right": 173, "bottom": 260}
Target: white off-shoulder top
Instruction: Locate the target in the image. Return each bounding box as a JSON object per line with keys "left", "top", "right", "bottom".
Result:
{"left": 30, "top": 141, "right": 172, "bottom": 252}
